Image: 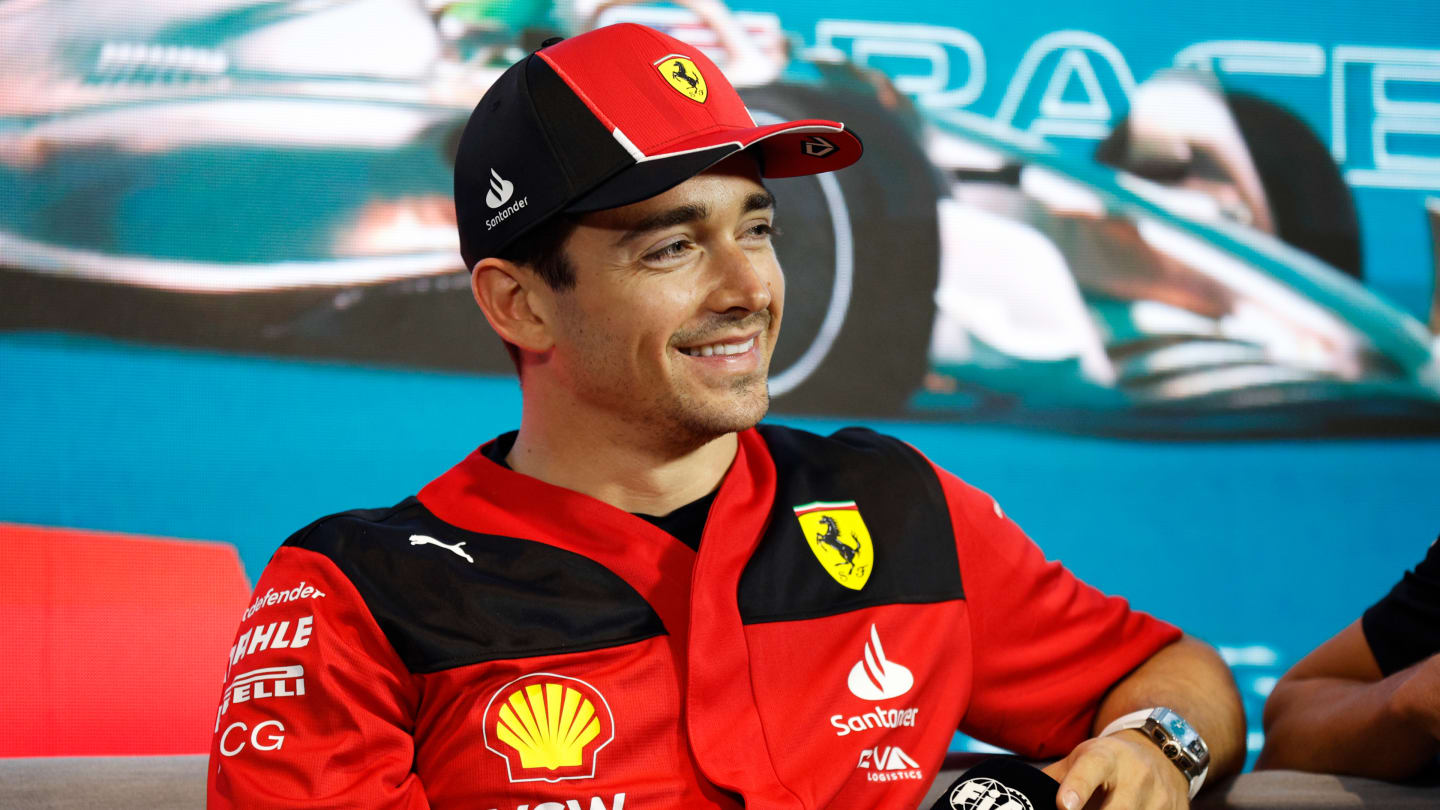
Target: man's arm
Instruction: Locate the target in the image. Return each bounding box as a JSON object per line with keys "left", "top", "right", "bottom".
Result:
{"left": 209, "top": 544, "right": 430, "bottom": 809}
{"left": 1256, "top": 619, "right": 1440, "bottom": 778}
{"left": 1044, "top": 635, "right": 1246, "bottom": 809}
{"left": 931, "top": 465, "right": 1241, "bottom": 808}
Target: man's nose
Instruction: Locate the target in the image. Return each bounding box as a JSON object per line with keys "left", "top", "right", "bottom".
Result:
{"left": 707, "top": 241, "right": 773, "bottom": 315}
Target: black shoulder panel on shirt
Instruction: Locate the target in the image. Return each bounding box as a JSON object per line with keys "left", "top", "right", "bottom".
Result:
{"left": 738, "top": 425, "right": 964, "bottom": 623}
{"left": 283, "top": 498, "right": 666, "bottom": 674}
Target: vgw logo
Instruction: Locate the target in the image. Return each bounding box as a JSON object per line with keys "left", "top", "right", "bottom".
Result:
{"left": 485, "top": 796, "right": 626, "bottom": 810}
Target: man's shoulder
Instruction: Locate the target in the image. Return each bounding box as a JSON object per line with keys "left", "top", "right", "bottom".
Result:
{"left": 754, "top": 423, "right": 943, "bottom": 496}
{"left": 755, "top": 423, "right": 921, "bottom": 466}
{"left": 271, "top": 496, "right": 666, "bottom": 673}
{"left": 272, "top": 496, "right": 469, "bottom": 600}
{"left": 281, "top": 497, "right": 430, "bottom": 554}
{"left": 276, "top": 494, "right": 637, "bottom": 589}
{"left": 737, "top": 424, "right": 965, "bottom": 617}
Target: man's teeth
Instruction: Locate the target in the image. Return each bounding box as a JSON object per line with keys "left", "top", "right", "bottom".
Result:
{"left": 682, "top": 337, "right": 755, "bottom": 357}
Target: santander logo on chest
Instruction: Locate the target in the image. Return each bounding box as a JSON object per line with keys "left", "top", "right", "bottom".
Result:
{"left": 831, "top": 624, "right": 920, "bottom": 737}
{"left": 848, "top": 623, "right": 914, "bottom": 700}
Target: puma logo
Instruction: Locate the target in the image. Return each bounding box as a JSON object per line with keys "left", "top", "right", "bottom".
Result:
{"left": 409, "top": 534, "right": 474, "bottom": 564}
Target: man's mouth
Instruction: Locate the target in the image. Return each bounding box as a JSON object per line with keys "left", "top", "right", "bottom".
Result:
{"left": 678, "top": 336, "right": 757, "bottom": 357}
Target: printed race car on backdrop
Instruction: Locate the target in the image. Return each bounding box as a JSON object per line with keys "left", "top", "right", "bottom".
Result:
{"left": 2, "top": 0, "right": 1438, "bottom": 436}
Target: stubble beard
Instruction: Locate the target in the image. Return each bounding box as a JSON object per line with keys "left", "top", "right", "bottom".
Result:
{"left": 653, "top": 312, "right": 774, "bottom": 448}
{"left": 559, "top": 335, "right": 772, "bottom": 457}
{"left": 660, "top": 367, "right": 770, "bottom": 447}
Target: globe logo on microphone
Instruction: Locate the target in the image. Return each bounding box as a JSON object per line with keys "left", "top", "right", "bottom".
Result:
{"left": 948, "top": 776, "right": 1034, "bottom": 810}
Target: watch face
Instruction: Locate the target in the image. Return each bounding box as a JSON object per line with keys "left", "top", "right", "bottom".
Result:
{"left": 1150, "top": 709, "right": 1208, "bottom": 768}
{"left": 1143, "top": 708, "right": 1208, "bottom": 800}
{"left": 1164, "top": 713, "right": 1191, "bottom": 741}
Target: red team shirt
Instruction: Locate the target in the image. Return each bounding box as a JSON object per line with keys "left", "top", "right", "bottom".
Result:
{"left": 208, "top": 426, "right": 1179, "bottom": 809}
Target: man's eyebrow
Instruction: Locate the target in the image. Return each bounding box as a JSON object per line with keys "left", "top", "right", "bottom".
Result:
{"left": 612, "top": 189, "right": 777, "bottom": 246}
{"left": 743, "top": 190, "right": 776, "bottom": 215}
{"left": 614, "top": 203, "right": 708, "bottom": 245}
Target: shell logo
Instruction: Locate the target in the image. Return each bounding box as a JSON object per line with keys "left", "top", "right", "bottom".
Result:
{"left": 482, "top": 673, "right": 615, "bottom": 783}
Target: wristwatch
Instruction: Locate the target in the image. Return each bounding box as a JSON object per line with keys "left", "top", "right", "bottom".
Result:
{"left": 1099, "top": 707, "right": 1210, "bottom": 800}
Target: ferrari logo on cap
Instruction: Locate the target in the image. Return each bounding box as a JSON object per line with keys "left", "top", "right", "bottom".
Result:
{"left": 794, "top": 501, "right": 874, "bottom": 590}
{"left": 655, "top": 54, "right": 708, "bottom": 103}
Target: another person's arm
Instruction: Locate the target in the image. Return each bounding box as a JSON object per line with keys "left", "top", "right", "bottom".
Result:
{"left": 1258, "top": 539, "right": 1440, "bottom": 780}
{"left": 1257, "top": 620, "right": 1440, "bottom": 778}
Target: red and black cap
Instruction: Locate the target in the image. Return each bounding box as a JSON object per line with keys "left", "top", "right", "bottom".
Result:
{"left": 454, "top": 22, "right": 863, "bottom": 269}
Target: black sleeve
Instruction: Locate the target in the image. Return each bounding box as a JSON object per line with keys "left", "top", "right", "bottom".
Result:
{"left": 1361, "top": 536, "right": 1440, "bottom": 676}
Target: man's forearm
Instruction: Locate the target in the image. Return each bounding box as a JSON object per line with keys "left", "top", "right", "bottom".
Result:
{"left": 1257, "top": 666, "right": 1439, "bottom": 778}
{"left": 1094, "top": 635, "right": 1247, "bottom": 784}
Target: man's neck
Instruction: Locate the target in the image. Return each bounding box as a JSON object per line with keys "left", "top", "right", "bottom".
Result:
{"left": 505, "top": 404, "right": 740, "bottom": 518}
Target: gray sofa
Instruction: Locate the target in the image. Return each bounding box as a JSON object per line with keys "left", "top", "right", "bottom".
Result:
{"left": 1, "top": 755, "right": 1436, "bottom": 809}
{"left": 920, "top": 754, "right": 1440, "bottom": 809}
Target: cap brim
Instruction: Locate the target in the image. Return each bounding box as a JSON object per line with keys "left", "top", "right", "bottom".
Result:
{"left": 565, "top": 120, "right": 862, "bottom": 213}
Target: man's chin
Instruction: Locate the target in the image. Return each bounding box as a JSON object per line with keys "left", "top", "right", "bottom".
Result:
{"left": 671, "top": 378, "right": 771, "bottom": 442}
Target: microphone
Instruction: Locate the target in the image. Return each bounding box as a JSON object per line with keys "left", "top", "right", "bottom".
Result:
{"left": 929, "top": 756, "right": 1060, "bottom": 810}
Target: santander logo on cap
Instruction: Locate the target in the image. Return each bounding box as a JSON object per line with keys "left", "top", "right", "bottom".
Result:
{"left": 485, "top": 168, "right": 514, "bottom": 208}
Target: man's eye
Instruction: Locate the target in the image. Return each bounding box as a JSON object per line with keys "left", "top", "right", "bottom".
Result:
{"left": 745, "top": 223, "right": 779, "bottom": 240}
{"left": 644, "top": 239, "right": 693, "bottom": 262}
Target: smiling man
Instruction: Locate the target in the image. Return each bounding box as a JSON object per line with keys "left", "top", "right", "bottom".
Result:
{"left": 208, "top": 23, "right": 1243, "bottom": 810}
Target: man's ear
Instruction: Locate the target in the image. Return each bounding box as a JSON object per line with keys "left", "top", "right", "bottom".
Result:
{"left": 470, "top": 258, "right": 555, "bottom": 354}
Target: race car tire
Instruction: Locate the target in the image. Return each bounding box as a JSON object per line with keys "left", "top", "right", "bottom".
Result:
{"left": 740, "top": 81, "right": 944, "bottom": 417}
{"left": 1223, "top": 91, "right": 1363, "bottom": 280}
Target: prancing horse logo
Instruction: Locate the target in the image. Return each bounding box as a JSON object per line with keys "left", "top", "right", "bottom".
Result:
{"left": 655, "top": 54, "right": 708, "bottom": 103}
{"left": 793, "top": 501, "right": 875, "bottom": 590}
{"left": 410, "top": 534, "right": 474, "bottom": 564}
{"left": 671, "top": 61, "right": 699, "bottom": 90}
{"left": 814, "top": 515, "right": 862, "bottom": 573}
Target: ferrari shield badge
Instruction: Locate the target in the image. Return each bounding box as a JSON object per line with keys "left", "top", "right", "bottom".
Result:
{"left": 793, "top": 501, "right": 874, "bottom": 590}
{"left": 655, "top": 55, "right": 707, "bottom": 103}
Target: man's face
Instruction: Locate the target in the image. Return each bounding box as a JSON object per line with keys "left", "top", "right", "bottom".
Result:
{"left": 541, "top": 155, "right": 783, "bottom": 446}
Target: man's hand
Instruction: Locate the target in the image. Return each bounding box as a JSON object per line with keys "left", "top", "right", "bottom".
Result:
{"left": 1057, "top": 635, "right": 1244, "bottom": 807}
{"left": 1043, "top": 729, "right": 1190, "bottom": 810}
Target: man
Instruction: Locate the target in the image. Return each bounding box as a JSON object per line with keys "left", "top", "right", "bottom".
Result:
{"left": 1258, "top": 537, "right": 1440, "bottom": 779}
{"left": 208, "top": 23, "right": 1243, "bottom": 809}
